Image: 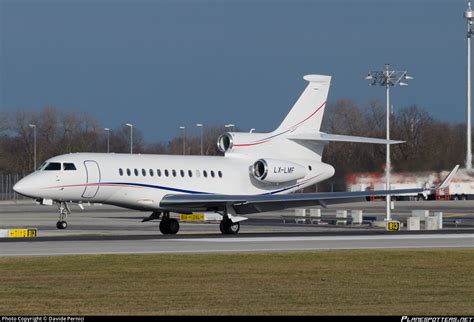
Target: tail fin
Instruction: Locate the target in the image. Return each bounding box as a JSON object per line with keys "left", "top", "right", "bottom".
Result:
{"left": 276, "top": 75, "right": 331, "bottom": 134}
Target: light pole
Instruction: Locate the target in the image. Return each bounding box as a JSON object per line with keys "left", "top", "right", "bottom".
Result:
{"left": 465, "top": 1, "right": 473, "bottom": 170}
{"left": 125, "top": 123, "right": 133, "bottom": 154}
{"left": 196, "top": 123, "right": 203, "bottom": 155}
{"left": 104, "top": 128, "right": 110, "bottom": 153}
{"left": 225, "top": 123, "right": 235, "bottom": 132}
{"left": 28, "top": 124, "right": 36, "bottom": 170}
{"left": 365, "top": 64, "right": 413, "bottom": 221}
{"left": 179, "top": 126, "right": 186, "bottom": 155}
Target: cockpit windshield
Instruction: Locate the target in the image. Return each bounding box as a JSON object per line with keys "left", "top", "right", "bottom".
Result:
{"left": 37, "top": 162, "right": 47, "bottom": 171}
{"left": 39, "top": 162, "right": 77, "bottom": 171}
{"left": 63, "top": 163, "right": 76, "bottom": 170}
{"left": 43, "top": 162, "right": 61, "bottom": 171}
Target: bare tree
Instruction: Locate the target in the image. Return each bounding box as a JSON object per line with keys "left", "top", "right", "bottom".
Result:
{"left": 0, "top": 103, "right": 468, "bottom": 193}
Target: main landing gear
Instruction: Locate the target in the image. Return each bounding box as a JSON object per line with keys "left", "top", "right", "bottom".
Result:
{"left": 56, "top": 201, "right": 71, "bottom": 230}
{"left": 143, "top": 208, "right": 242, "bottom": 235}
{"left": 142, "top": 211, "right": 179, "bottom": 235}
{"left": 159, "top": 212, "right": 180, "bottom": 235}
{"left": 219, "top": 218, "right": 240, "bottom": 235}
{"left": 219, "top": 209, "right": 240, "bottom": 235}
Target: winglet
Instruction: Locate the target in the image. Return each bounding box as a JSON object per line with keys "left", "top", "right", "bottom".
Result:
{"left": 436, "top": 165, "right": 460, "bottom": 190}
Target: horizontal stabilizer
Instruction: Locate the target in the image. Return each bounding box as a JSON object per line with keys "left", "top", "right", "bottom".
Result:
{"left": 288, "top": 132, "right": 404, "bottom": 145}
{"left": 435, "top": 165, "right": 459, "bottom": 190}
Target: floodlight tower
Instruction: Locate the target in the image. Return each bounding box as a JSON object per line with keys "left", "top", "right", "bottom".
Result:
{"left": 465, "top": 1, "right": 474, "bottom": 170}
{"left": 179, "top": 126, "right": 186, "bottom": 155}
{"left": 125, "top": 123, "right": 133, "bottom": 154}
{"left": 365, "top": 64, "right": 413, "bottom": 221}
{"left": 28, "top": 124, "right": 36, "bottom": 170}
{"left": 196, "top": 123, "right": 204, "bottom": 155}
{"left": 104, "top": 128, "right": 110, "bottom": 153}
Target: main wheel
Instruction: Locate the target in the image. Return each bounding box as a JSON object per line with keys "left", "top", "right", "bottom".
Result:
{"left": 220, "top": 220, "right": 240, "bottom": 235}
{"left": 226, "top": 222, "right": 240, "bottom": 234}
{"left": 159, "top": 219, "right": 170, "bottom": 235}
{"left": 219, "top": 221, "right": 226, "bottom": 234}
{"left": 167, "top": 218, "right": 180, "bottom": 235}
{"left": 56, "top": 221, "right": 67, "bottom": 230}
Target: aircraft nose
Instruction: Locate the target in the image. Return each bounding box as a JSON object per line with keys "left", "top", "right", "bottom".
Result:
{"left": 13, "top": 178, "right": 33, "bottom": 197}
{"left": 13, "top": 180, "right": 25, "bottom": 194}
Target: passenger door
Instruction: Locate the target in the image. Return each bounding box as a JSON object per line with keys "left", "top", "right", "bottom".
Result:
{"left": 82, "top": 160, "right": 101, "bottom": 198}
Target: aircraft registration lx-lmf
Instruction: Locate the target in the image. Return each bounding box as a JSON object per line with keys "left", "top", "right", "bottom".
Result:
{"left": 13, "top": 75, "right": 457, "bottom": 235}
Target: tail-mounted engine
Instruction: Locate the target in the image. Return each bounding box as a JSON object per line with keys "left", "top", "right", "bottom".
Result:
{"left": 217, "top": 133, "right": 233, "bottom": 153}
{"left": 251, "top": 159, "right": 307, "bottom": 183}
{"left": 217, "top": 132, "right": 281, "bottom": 154}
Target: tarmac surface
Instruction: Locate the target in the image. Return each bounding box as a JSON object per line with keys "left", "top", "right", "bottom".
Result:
{"left": 1, "top": 199, "right": 473, "bottom": 256}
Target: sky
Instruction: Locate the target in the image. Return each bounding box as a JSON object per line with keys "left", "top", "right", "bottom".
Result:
{"left": 0, "top": 0, "right": 469, "bottom": 143}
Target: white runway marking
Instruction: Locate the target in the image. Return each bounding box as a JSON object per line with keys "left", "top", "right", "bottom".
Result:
{"left": 168, "top": 234, "right": 474, "bottom": 243}
{"left": 1, "top": 233, "right": 473, "bottom": 257}
{"left": 3, "top": 245, "right": 473, "bottom": 257}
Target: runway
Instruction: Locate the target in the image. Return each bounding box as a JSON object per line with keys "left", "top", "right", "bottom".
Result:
{"left": 1, "top": 200, "right": 473, "bottom": 256}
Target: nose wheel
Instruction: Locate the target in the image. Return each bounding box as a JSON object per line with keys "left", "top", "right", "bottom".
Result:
{"left": 55, "top": 201, "right": 71, "bottom": 230}
{"left": 56, "top": 221, "right": 68, "bottom": 229}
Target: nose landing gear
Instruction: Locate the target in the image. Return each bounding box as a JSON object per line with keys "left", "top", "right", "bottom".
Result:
{"left": 56, "top": 201, "right": 71, "bottom": 230}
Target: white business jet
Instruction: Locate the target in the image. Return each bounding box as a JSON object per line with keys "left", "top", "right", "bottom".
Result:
{"left": 13, "top": 75, "right": 456, "bottom": 235}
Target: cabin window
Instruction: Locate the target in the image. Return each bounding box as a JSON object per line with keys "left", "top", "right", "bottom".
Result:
{"left": 308, "top": 165, "right": 312, "bottom": 171}
{"left": 203, "top": 170, "right": 208, "bottom": 178}
{"left": 157, "top": 169, "right": 162, "bottom": 177}
{"left": 119, "top": 168, "right": 123, "bottom": 176}
{"left": 63, "top": 163, "right": 76, "bottom": 171}
{"left": 149, "top": 169, "right": 154, "bottom": 176}
{"left": 188, "top": 170, "right": 193, "bottom": 178}
{"left": 210, "top": 170, "right": 215, "bottom": 178}
{"left": 134, "top": 169, "right": 139, "bottom": 176}
{"left": 126, "top": 168, "right": 131, "bottom": 176}
{"left": 218, "top": 171, "right": 223, "bottom": 178}
{"left": 165, "top": 169, "right": 169, "bottom": 177}
{"left": 180, "top": 170, "right": 185, "bottom": 177}
{"left": 44, "top": 162, "right": 61, "bottom": 171}
{"left": 142, "top": 169, "right": 146, "bottom": 176}
{"left": 172, "top": 169, "right": 177, "bottom": 177}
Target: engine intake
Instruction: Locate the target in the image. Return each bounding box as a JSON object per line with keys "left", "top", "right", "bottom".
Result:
{"left": 217, "top": 133, "right": 233, "bottom": 153}
{"left": 251, "top": 159, "right": 307, "bottom": 183}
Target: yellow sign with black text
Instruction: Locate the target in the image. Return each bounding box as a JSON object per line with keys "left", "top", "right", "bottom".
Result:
{"left": 180, "top": 214, "right": 205, "bottom": 221}
{"left": 9, "top": 229, "right": 37, "bottom": 238}
{"left": 386, "top": 221, "right": 400, "bottom": 231}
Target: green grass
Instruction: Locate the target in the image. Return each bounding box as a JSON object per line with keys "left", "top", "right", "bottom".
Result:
{"left": 1, "top": 249, "right": 473, "bottom": 315}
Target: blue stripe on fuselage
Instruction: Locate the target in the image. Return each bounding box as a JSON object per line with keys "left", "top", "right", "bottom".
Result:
{"left": 101, "top": 182, "right": 212, "bottom": 195}
{"left": 99, "top": 181, "right": 301, "bottom": 196}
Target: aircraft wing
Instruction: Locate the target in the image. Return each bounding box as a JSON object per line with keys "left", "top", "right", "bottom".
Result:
{"left": 159, "top": 188, "right": 423, "bottom": 215}
{"left": 160, "top": 165, "right": 459, "bottom": 215}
